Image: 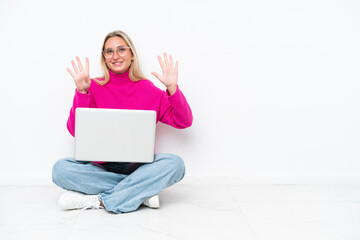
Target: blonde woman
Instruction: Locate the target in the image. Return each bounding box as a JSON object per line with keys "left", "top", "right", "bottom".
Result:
{"left": 52, "top": 30, "right": 193, "bottom": 213}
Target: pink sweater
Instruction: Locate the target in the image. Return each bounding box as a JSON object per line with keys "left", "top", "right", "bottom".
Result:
{"left": 67, "top": 70, "right": 193, "bottom": 138}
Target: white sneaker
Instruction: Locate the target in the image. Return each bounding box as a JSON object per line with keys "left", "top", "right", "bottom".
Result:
{"left": 58, "top": 191, "right": 102, "bottom": 210}
{"left": 143, "top": 195, "right": 160, "bottom": 209}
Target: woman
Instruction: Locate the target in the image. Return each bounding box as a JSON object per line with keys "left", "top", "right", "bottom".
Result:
{"left": 52, "top": 30, "right": 193, "bottom": 214}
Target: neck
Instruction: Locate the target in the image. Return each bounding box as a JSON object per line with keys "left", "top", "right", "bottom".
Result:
{"left": 109, "top": 69, "right": 130, "bottom": 78}
{"left": 107, "top": 69, "right": 132, "bottom": 85}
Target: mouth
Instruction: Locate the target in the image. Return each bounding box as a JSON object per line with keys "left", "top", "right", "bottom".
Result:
{"left": 112, "top": 61, "right": 123, "bottom": 66}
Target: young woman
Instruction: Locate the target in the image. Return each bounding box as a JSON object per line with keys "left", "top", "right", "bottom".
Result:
{"left": 52, "top": 30, "right": 193, "bottom": 214}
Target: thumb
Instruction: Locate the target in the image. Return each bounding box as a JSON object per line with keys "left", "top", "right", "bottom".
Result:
{"left": 151, "top": 72, "right": 161, "bottom": 81}
{"left": 86, "top": 77, "right": 91, "bottom": 85}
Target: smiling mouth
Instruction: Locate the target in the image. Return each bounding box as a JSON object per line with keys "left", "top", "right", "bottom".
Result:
{"left": 112, "top": 62, "right": 123, "bottom": 66}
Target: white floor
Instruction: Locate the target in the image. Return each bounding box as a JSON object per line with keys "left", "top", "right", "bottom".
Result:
{"left": 1, "top": 180, "right": 360, "bottom": 240}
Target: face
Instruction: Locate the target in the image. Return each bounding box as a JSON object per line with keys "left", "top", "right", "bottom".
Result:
{"left": 103, "top": 36, "right": 134, "bottom": 74}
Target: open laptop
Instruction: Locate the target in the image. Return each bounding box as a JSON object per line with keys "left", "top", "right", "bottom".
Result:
{"left": 74, "top": 108, "right": 156, "bottom": 163}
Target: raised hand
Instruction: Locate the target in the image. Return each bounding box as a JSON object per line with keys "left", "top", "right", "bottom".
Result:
{"left": 151, "top": 53, "right": 178, "bottom": 95}
{"left": 67, "top": 56, "right": 91, "bottom": 94}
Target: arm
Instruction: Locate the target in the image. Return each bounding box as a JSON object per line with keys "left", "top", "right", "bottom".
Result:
{"left": 151, "top": 53, "right": 193, "bottom": 128}
{"left": 66, "top": 57, "right": 94, "bottom": 136}
{"left": 158, "top": 86, "right": 193, "bottom": 128}
{"left": 66, "top": 89, "right": 96, "bottom": 136}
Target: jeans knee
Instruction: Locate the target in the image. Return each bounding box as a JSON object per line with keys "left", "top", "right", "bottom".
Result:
{"left": 52, "top": 158, "right": 73, "bottom": 185}
{"left": 166, "top": 154, "right": 186, "bottom": 181}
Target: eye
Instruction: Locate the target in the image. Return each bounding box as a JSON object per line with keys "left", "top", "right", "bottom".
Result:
{"left": 105, "top": 49, "right": 113, "bottom": 54}
{"left": 118, "top": 47, "right": 126, "bottom": 53}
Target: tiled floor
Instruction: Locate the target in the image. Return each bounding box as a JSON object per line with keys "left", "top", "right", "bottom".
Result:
{"left": 1, "top": 180, "right": 360, "bottom": 240}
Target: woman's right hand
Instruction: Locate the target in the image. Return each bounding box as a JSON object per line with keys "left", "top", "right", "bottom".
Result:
{"left": 67, "top": 56, "right": 91, "bottom": 94}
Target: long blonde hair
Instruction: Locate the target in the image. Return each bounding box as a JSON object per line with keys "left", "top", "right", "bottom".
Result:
{"left": 93, "top": 30, "right": 146, "bottom": 85}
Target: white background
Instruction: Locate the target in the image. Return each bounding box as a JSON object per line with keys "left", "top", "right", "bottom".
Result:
{"left": 0, "top": 0, "right": 359, "bottom": 184}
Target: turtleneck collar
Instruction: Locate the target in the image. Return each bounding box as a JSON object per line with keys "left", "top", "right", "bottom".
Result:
{"left": 108, "top": 69, "right": 132, "bottom": 84}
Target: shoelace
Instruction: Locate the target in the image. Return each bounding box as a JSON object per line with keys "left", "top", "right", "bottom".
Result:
{"left": 78, "top": 195, "right": 102, "bottom": 210}
{"left": 80, "top": 202, "right": 101, "bottom": 210}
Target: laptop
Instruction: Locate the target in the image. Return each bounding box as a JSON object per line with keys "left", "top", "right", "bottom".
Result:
{"left": 74, "top": 108, "right": 156, "bottom": 163}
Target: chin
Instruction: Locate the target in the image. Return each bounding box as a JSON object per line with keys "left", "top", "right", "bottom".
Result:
{"left": 111, "top": 68, "right": 129, "bottom": 74}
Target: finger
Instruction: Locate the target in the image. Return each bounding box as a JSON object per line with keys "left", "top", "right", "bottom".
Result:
{"left": 151, "top": 72, "right": 162, "bottom": 81}
{"left": 85, "top": 57, "right": 90, "bottom": 75}
{"left": 169, "top": 55, "right": 174, "bottom": 68}
{"left": 157, "top": 55, "right": 166, "bottom": 71}
{"left": 175, "top": 60, "right": 178, "bottom": 72}
{"left": 71, "top": 60, "right": 79, "bottom": 74}
{"left": 67, "top": 68, "right": 76, "bottom": 80}
{"left": 163, "top": 52, "right": 169, "bottom": 67}
{"left": 76, "top": 56, "right": 84, "bottom": 72}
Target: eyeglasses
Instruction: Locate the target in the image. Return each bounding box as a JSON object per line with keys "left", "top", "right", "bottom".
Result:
{"left": 103, "top": 46, "right": 131, "bottom": 58}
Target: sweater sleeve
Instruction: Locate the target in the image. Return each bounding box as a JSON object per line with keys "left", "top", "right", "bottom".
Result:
{"left": 66, "top": 89, "right": 96, "bottom": 137}
{"left": 158, "top": 85, "right": 193, "bottom": 129}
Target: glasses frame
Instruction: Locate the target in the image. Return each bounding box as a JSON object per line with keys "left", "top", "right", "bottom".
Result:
{"left": 103, "top": 46, "right": 131, "bottom": 59}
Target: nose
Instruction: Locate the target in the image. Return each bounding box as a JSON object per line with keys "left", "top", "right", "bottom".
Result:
{"left": 112, "top": 51, "right": 120, "bottom": 59}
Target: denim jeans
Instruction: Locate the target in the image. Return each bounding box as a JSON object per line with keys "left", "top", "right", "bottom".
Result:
{"left": 52, "top": 153, "right": 185, "bottom": 213}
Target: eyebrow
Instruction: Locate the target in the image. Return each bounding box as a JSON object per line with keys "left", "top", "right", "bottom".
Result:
{"left": 105, "top": 45, "right": 129, "bottom": 50}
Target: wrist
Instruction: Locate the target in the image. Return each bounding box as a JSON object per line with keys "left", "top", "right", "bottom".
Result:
{"left": 166, "top": 84, "right": 177, "bottom": 96}
{"left": 78, "top": 89, "right": 88, "bottom": 94}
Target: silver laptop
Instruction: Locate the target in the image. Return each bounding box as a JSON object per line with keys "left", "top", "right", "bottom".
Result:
{"left": 74, "top": 108, "right": 156, "bottom": 163}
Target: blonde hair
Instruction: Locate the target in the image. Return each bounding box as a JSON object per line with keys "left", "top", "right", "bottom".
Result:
{"left": 93, "top": 30, "right": 146, "bottom": 85}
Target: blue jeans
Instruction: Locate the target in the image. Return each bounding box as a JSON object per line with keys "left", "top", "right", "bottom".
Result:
{"left": 52, "top": 153, "right": 185, "bottom": 213}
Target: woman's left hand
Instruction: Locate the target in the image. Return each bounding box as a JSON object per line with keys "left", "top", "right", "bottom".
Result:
{"left": 151, "top": 53, "right": 178, "bottom": 95}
